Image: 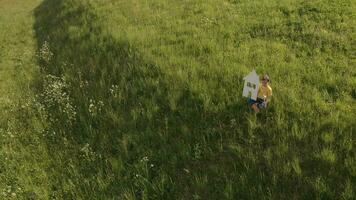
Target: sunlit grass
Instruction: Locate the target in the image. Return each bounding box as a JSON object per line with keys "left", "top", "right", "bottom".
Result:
{"left": 0, "top": 0, "right": 355, "bottom": 199}
{"left": 32, "top": 0, "right": 355, "bottom": 199}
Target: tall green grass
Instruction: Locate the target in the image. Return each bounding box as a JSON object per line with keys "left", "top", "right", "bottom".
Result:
{"left": 32, "top": 0, "right": 355, "bottom": 199}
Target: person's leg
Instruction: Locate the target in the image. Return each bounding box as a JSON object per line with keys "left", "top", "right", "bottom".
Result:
{"left": 252, "top": 103, "right": 260, "bottom": 112}
{"left": 248, "top": 98, "right": 260, "bottom": 112}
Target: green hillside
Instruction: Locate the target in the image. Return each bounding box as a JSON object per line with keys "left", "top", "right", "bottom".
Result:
{"left": 1, "top": 0, "right": 355, "bottom": 199}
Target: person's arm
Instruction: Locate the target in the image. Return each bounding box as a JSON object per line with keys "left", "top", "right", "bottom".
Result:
{"left": 265, "top": 88, "right": 272, "bottom": 104}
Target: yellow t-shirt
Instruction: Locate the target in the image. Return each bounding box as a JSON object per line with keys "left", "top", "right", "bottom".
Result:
{"left": 257, "top": 84, "right": 272, "bottom": 99}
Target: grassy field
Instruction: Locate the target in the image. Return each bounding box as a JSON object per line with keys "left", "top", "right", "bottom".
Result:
{"left": 0, "top": 0, "right": 51, "bottom": 199}
{"left": 1, "top": 0, "right": 355, "bottom": 199}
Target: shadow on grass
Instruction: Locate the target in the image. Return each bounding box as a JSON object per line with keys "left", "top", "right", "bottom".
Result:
{"left": 32, "top": 0, "right": 321, "bottom": 199}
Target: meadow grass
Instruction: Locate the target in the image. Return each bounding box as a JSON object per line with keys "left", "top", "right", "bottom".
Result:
{"left": 32, "top": 0, "right": 355, "bottom": 199}
{"left": 0, "top": 0, "right": 355, "bottom": 199}
{"left": 0, "top": 0, "right": 51, "bottom": 199}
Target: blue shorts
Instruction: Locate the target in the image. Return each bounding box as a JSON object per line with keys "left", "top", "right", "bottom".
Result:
{"left": 248, "top": 98, "right": 266, "bottom": 108}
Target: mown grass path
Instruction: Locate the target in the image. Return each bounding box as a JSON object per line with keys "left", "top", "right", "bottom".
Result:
{"left": 0, "top": 0, "right": 50, "bottom": 199}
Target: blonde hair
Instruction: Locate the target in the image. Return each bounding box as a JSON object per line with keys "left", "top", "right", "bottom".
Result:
{"left": 262, "top": 74, "right": 270, "bottom": 82}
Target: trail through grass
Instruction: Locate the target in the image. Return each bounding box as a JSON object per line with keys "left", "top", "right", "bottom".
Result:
{"left": 0, "top": 0, "right": 50, "bottom": 199}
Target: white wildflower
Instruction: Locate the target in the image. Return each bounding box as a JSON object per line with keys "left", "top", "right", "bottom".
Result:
{"left": 42, "top": 75, "right": 76, "bottom": 123}
{"left": 38, "top": 41, "right": 53, "bottom": 64}
{"left": 109, "top": 84, "right": 119, "bottom": 97}
{"left": 88, "top": 99, "right": 104, "bottom": 116}
{"left": 140, "top": 156, "right": 149, "bottom": 162}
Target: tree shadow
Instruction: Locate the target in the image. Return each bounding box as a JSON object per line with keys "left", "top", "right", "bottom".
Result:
{"left": 32, "top": 0, "right": 311, "bottom": 199}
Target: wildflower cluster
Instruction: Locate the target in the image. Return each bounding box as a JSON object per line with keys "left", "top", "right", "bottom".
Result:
{"left": 201, "top": 17, "right": 218, "bottom": 26}
{"left": 1, "top": 186, "right": 22, "bottom": 199}
{"left": 42, "top": 75, "right": 76, "bottom": 124}
{"left": 80, "top": 143, "right": 97, "bottom": 162}
{"left": 88, "top": 99, "right": 104, "bottom": 117}
{"left": 109, "top": 84, "right": 119, "bottom": 97}
{"left": 38, "top": 41, "right": 53, "bottom": 65}
{"left": 15, "top": 95, "right": 48, "bottom": 123}
{"left": 109, "top": 84, "right": 123, "bottom": 101}
{"left": 193, "top": 143, "right": 202, "bottom": 160}
{"left": 134, "top": 157, "right": 152, "bottom": 179}
{"left": 79, "top": 79, "right": 89, "bottom": 89}
{"left": 140, "top": 156, "right": 149, "bottom": 163}
{"left": 140, "top": 156, "right": 154, "bottom": 168}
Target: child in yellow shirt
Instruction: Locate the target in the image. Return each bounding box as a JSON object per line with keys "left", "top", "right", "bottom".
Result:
{"left": 249, "top": 74, "right": 272, "bottom": 112}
